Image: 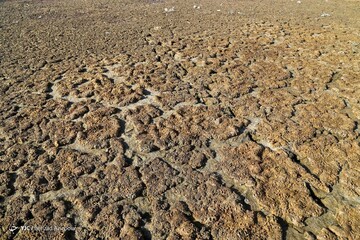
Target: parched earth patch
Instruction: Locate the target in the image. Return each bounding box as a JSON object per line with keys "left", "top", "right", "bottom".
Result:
{"left": 1, "top": 0, "right": 360, "bottom": 239}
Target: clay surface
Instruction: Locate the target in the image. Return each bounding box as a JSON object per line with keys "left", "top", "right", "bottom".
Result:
{"left": 1, "top": 0, "right": 360, "bottom": 239}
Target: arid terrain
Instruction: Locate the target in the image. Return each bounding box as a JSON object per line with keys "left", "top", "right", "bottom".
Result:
{"left": 1, "top": 0, "right": 360, "bottom": 239}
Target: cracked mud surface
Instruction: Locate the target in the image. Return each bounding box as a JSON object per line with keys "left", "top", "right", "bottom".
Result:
{"left": 1, "top": 0, "right": 360, "bottom": 239}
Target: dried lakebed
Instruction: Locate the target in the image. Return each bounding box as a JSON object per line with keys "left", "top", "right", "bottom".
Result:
{"left": 1, "top": 0, "right": 360, "bottom": 239}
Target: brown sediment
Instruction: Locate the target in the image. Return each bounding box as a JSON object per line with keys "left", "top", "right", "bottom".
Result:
{"left": 1, "top": 0, "right": 359, "bottom": 239}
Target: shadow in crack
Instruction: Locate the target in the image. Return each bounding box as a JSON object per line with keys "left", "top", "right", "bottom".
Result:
{"left": 276, "top": 216, "right": 289, "bottom": 240}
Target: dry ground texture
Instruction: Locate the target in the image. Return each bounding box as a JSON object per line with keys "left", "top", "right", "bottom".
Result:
{"left": 1, "top": 0, "right": 360, "bottom": 239}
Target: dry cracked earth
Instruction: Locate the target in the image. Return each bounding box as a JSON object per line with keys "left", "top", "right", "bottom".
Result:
{"left": 1, "top": 0, "right": 360, "bottom": 239}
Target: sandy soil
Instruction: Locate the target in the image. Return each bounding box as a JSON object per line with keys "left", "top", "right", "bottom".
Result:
{"left": 1, "top": 0, "right": 360, "bottom": 239}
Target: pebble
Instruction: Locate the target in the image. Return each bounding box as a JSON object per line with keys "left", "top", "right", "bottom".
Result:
{"left": 164, "top": 7, "right": 175, "bottom": 13}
